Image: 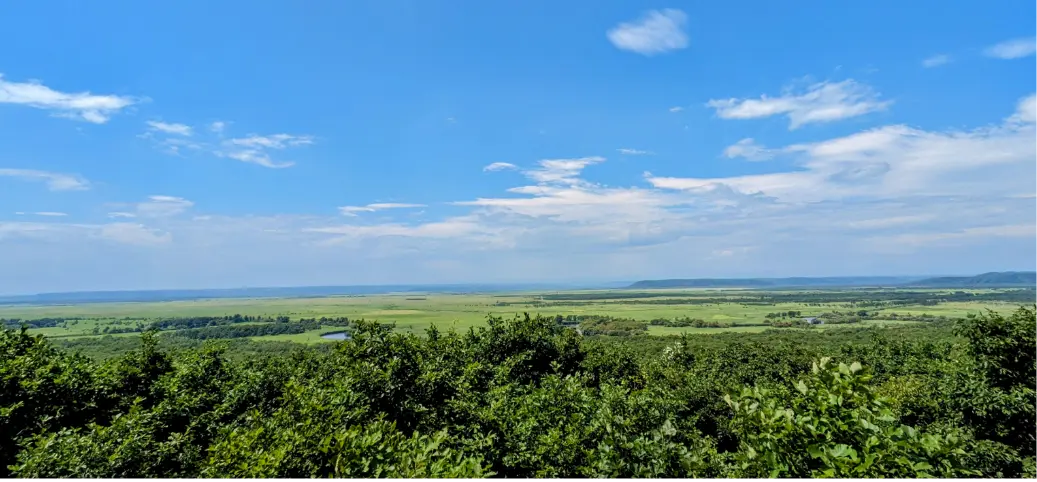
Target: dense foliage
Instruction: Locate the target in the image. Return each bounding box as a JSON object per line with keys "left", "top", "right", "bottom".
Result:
{"left": 2, "top": 307, "right": 1034, "bottom": 477}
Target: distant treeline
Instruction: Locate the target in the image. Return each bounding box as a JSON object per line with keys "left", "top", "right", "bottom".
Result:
{"left": 1, "top": 317, "right": 91, "bottom": 329}
{"left": 171, "top": 321, "right": 323, "bottom": 340}
{"left": 3, "top": 314, "right": 355, "bottom": 340}
{"left": 557, "top": 315, "right": 748, "bottom": 336}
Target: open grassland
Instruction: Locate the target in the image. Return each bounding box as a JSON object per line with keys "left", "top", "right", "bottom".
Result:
{"left": 2, "top": 289, "right": 1026, "bottom": 343}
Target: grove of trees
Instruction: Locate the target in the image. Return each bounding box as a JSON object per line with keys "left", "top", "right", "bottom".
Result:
{"left": 1, "top": 306, "right": 1034, "bottom": 477}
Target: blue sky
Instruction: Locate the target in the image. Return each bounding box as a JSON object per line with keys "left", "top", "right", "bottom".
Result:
{"left": 1, "top": 0, "right": 1035, "bottom": 294}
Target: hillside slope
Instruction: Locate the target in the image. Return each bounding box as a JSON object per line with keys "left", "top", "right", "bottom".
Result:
{"left": 906, "top": 271, "right": 1036, "bottom": 288}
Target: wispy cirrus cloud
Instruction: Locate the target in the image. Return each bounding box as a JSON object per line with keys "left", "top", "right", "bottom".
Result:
{"left": 0, "top": 73, "right": 137, "bottom": 123}
{"left": 607, "top": 9, "right": 689, "bottom": 56}
{"left": 0, "top": 168, "right": 90, "bottom": 191}
{"left": 922, "top": 54, "right": 952, "bottom": 68}
{"left": 218, "top": 133, "right": 314, "bottom": 168}
{"left": 483, "top": 162, "right": 518, "bottom": 172}
{"left": 133, "top": 195, "right": 194, "bottom": 218}
{"left": 146, "top": 120, "right": 193, "bottom": 136}
{"left": 984, "top": 36, "right": 1037, "bottom": 59}
{"left": 722, "top": 138, "right": 774, "bottom": 161}
{"left": 339, "top": 203, "right": 427, "bottom": 216}
{"left": 523, "top": 157, "right": 605, "bottom": 186}
{"left": 209, "top": 121, "right": 227, "bottom": 134}
{"left": 141, "top": 121, "right": 314, "bottom": 168}
{"left": 618, "top": 148, "right": 653, "bottom": 155}
{"left": 706, "top": 79, "right": 891, "bottom": 129}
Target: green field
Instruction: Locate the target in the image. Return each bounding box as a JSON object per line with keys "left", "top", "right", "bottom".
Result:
{"left": 2, "top": 289, "right": 1025, "bottom": 344}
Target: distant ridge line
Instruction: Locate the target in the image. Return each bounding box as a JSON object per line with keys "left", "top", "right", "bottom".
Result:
{"left": 627, "top": 271, "right": 1036, "bottom": 290}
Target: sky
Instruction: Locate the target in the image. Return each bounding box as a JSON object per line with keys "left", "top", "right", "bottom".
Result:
{"left": 0, "top": 0, "right": 1035, "bottom": 294}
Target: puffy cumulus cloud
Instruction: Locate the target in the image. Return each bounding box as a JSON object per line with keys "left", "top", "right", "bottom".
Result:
{"left": 707, "top": 79, "right": 891, "bottom": 129}
{"left": 607, "top": 9, "right": 689, "bottom": 56}
{"left": 0, "top": 168, "right": 90, "bottom": 191}
{"left": 654, "top": 93, "right": 1036, "bottom": 203}
{"left": 0, "top": 73, "right": 137, "bottom": 123}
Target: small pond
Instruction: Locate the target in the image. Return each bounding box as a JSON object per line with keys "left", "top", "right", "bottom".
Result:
{"left": 321, "top": 331, "right": 352, "bottom": 340}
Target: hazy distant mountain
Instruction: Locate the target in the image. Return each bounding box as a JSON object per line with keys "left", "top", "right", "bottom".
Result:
{"left": 905, "top": 271, "right": 1036, "bottom": 288}
{"left": 627, "top": 272, "right": 1036, "bottom": 289}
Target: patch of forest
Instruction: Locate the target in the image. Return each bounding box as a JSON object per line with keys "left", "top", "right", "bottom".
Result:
{"left": 2, "top": 307, "right": 1033, "bottom": 477}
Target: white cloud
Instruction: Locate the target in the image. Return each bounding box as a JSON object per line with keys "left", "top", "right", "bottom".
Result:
{"left": 706, "top": 79, "right": 892, "bottom": 129}
{"left": 34, "top": 212, "right": 67, "bottom": 217}
{"left": 221, "top": 150, "right": 295, "bottom": 169}
{"left": 984, "top": 36, "right": 1037, "bottom": 59}
{"left": 0, "top": 221, "right": 169, "bottom": 247}
{"left": 1008, "top": 93, "right": 1036, "bottom": 124}
{"left": 484, "top": 162, "right": 518, "bottom": 172}
{"left": 523, "top": 157, "right": 605, "bottom": 185}
{"left": 218, "top": 133, "right": 314, "bottom": 168}
{"left": 0, "top": 168, "right": 90, "bottom": 191}
{"left": 607, "top": 9, "right": 689, "bottom": 56}
{"left": 310, "top": 217, "right": 482, "bottom": 240}
{"left": 1, "top": 93, "right": 1035, "bottom": 292}
{"left": 95, "top": 223, "right": 172, "bottom": 246}
{"left": 618, "top": 148, "right": 653, "bottom": 155}
{"left": 922, "top": 54, "right": 952, "bottom": 68}
{"left": 136, "top": 195, "right": 194, "bottom": 218}
{"left": 146, "top": 120, "right": 193, "bottom": 136}
{"left": 339, "top": 203, "right": 427, "bottom": 216}
{"left": 722, "top": 138, "right": 774, "bottom": 161}
{"left": 0, "top": 73, "right": 136, "bottom": 123}
{"left": 228, "top": 134, "right": 314, "bottom": 149}
{"left": 107, "top": 212, "right": 137, "bottom": 219}
{"left": 142, "top": 123, "right": 313, "bottom": 168}
{"left": 669, "top": 106, "right": 684, "bottom": 112}
{"left": 651, "top": 92, "right": 1036, "bottom": 203}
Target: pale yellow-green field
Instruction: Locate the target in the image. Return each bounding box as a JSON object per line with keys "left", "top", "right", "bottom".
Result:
{"left": 2, "top": 290, "right": 1023, "bottom": 343}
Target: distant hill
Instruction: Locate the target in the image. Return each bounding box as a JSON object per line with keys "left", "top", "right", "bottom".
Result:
{"left": 627, "top": 272, "right": 1036, "bottom": 290}
{"left": 627, "top": 276, "right": 922, "bottom": 289}
{"left": 905, "top": 271, "right": 1036, "bottom": 288}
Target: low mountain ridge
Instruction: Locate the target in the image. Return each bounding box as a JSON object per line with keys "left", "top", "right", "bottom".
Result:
{"left": 906, "top": 271, "right": 1036, "bottom": 288}
{"left": 628, "top": 272, "right": 1035, "bottom": 289}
